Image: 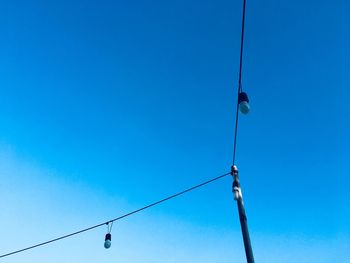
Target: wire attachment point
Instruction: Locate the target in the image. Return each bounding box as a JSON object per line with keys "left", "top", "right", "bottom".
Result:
{"left": 231, "top": 165, "right": 238, "bottom": 176}
{"left": 106, "top": 221, "right": 113, "bottom": 234}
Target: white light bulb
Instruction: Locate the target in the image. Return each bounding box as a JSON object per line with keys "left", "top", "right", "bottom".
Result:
{"left": 104, "top": 239, "right": 111, "bottom": 249}
{"left": 239, "top": 101, "right": 250, "bottom": 114}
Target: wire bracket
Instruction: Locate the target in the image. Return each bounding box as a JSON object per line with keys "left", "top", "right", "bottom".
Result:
{"left": 231, "top": 165, "right": 243, "bottom": 201}
{"left": 106, "top": 221, "right": 113, "bottom": 233}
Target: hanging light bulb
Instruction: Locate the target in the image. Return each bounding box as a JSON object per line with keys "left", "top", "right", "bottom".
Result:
{"left": 238, "top": 92, "right": 250, "bottom": 114}
{"left": 104, "top": 233, "right": 112, "bottom": 249}
{"left": 104, "top": 222, "right": 113, "bottom": 249}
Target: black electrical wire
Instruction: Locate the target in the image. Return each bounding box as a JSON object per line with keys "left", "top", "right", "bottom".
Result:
{"left": 0, "top": 171, "right": 230, "bottom": 259}
{"left": 232, "top": 0, "right": 247, "bottom": 165}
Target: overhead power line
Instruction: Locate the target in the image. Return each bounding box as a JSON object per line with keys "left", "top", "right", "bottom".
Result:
{"left": 0, "top": 171, "right": 231, "bottom": 259}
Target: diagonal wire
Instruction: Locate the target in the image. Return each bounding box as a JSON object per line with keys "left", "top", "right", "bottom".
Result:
{"left": 232, "top": 0, "right": 247, "bottom": 165}
{"left": 0, "top": 171, "right": 231, "bottom": 259}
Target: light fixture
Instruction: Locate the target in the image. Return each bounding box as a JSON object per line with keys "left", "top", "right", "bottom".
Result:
{"left": 238, "top": 92, "right": 250, "bottom": 114}
{"left": 104, "top": 222, "right": 113, "bottom": 249}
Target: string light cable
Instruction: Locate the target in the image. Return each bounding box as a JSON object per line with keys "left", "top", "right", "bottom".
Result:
{"left": 0, "top": 171, "right": 231, "bottom": 259}
{"left": 232, "top": 0, "right": 249, "bottom": 166}
{"left": 1, "top": 0, "right": 254, "bottom": 260}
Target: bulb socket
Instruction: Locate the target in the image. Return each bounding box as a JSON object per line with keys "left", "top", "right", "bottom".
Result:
{"left": 105, "top": 233, "right": 112, "bottom": 241}
{"left": 238, "top": 92, "right": 249, "bottom": 104}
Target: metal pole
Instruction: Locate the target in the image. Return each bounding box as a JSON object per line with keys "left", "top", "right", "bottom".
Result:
{"left": 231, "top": 165, "right": 255, "bottom": 263}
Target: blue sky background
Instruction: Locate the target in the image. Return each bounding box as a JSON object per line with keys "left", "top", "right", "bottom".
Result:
{"left": 0, "top": 0, "right": 349, "bottom": 262}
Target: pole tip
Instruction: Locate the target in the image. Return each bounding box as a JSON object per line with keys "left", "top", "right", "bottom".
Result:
{"left": 231, "top": 165, "right": 238, "bottom": 175}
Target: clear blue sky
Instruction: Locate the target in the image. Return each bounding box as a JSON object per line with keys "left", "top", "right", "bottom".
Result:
{"left": 0, "top": 0, "right": 349, "bottom": 262}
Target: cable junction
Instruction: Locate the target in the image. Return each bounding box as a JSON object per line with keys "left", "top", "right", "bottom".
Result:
{"left": 0, "top": 171, "right": 230, "bottom": 259}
